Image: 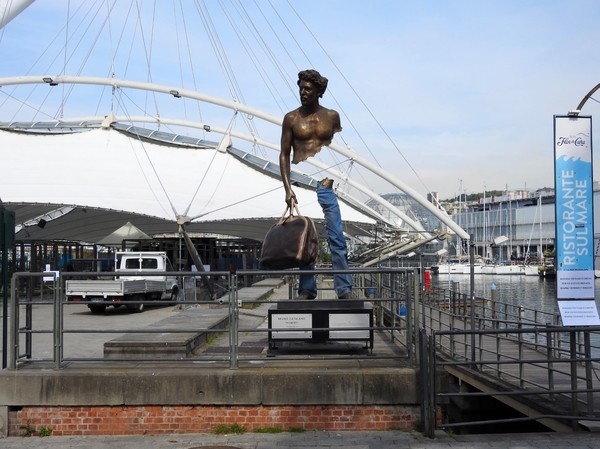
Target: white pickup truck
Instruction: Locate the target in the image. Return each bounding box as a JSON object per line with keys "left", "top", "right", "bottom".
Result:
{"left": 65, "top": 251, "right": 179, "bottom": 313}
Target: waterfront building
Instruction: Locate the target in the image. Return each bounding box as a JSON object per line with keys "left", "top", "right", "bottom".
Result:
{"left": 446, "top": 183, "right": 600, "bottom": 264}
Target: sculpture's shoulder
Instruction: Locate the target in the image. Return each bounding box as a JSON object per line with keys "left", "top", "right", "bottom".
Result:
{"left": 321, "top": 106, "right": 342, "bottom": 133}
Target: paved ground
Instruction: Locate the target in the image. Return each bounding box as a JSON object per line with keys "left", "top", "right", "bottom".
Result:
{"left": 3, "top": 429, "right": 600, "bottom": 448}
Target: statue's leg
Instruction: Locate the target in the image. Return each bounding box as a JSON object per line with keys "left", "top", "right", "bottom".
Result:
{"left": 297, "top": 265, "right": 317, "bottom": 299}
{"left": 317, "top": 180, "right": 352, "bottom": 298}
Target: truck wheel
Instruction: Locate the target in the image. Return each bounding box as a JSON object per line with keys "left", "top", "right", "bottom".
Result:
{"left": 127, "top": 294, "right": 145, "bottom": 313}
{"left": 170, "top": 287, "right": 179, "bottom": 303}
{"left": 89, "top": 305, "right": 106, "bottom": 314}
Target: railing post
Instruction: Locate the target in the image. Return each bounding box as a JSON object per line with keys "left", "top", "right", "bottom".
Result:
{"left": 584, "top": 331, "right": 593, "bottom": 415}
{"left": 8, "top": 274, "right": 18, "bottom": 370}
{"left": 545, "top": 324, "right": 554, "bottom": 400}
{"left": 518, "top": 306, "right": 524, "bottom": 387}
{"left": 569, "top": 331, "right": 579, "bottom": 431}
{"left": 419, "top": 328, "right": 435, "bottom": 438}
{"left": 490, "top": 283, "right": 497, "bottom": 328}
{"left": 54, "top": 274, "right": 62, "bottom": 370}
{"left": 229, "top": 273, "right": 239, "bottom": 370}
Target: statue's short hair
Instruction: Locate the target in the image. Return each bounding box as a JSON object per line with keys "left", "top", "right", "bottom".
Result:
{"left": 297, "top": 69, "right": 328, "bottom": 98}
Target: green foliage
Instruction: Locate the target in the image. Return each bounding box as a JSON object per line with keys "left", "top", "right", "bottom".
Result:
{"left": 39, "top": 426, "right": 53, "bottom": 437}
{"left": 212, "top": 423, "right": 246, "bottom": 435}
{"left": 287, "top": 427, "right": 306, "bottom": 433}
{"left": 20, "top": 423, "right": 35, "bottom": 437}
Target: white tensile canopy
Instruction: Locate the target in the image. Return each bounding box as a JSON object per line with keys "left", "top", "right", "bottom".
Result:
{"left": 97, "top": 222, "right": 152, "bottom": 248}
{"left": 1, "top": 126, "right": 377, "bottom": 243}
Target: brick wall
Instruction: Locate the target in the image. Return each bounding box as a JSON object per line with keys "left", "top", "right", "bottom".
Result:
{"left": 9, "top": 405, "right": 420, "bottom": 436}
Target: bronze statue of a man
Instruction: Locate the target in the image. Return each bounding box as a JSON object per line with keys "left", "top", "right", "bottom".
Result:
{"left": 279, "top": 69, "right": 352, "bottom": 300}
{"left": 280, "top": 69, "right": 341, "bottom": 207}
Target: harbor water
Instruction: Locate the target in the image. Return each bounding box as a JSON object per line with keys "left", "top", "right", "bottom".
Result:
{"left": 433, "top": 273, "right": 563, "bottom": 319}
{"left": 432, "top": 273, "right": 600, "bottom": 335}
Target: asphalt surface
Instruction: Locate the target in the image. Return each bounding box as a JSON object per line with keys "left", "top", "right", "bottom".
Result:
{"left": 3, "top": 429, "right": 600, "bottom": 448}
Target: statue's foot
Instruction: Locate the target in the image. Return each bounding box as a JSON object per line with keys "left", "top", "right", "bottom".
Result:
{"left": 295, "top": 291, "right": 315, "bottom": 300}
{"left": 338, "top": 292, "right": 353, "bottom": 299}
{"left": 320, "top": 178, "right": 334, "bottom": 189}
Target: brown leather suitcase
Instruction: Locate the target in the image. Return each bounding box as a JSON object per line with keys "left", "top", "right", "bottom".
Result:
{"left": 260, "top": 204, "right": 318, "bottom": 269}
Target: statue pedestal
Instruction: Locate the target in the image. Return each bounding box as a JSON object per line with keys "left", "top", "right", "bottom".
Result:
{"left": 268, "top": 301, "right": 373, "bottom": 351}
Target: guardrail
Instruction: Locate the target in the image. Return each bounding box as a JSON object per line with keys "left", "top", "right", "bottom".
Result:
{"left": 6, "top": 267, "right": 419, "bottom": 370}
{"left": 419, "top": 284, "right": 600, "bottom": 436}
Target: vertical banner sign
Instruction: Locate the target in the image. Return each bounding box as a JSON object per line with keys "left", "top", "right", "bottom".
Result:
{"left": 554, "top": 115, "right": 596, "bottom": 307}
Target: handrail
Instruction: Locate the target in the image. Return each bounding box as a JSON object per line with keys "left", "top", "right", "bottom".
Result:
{"left": 7, "top": 267, "right": 418, "bottom": 370}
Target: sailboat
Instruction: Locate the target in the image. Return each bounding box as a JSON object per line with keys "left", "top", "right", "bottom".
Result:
{"left": 524, "top": 196, "right": 543, "bottom": 276}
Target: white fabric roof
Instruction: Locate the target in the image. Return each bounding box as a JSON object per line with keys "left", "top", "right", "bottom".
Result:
{"left": 1, "top": 127, "right": 377, "bottom": 243}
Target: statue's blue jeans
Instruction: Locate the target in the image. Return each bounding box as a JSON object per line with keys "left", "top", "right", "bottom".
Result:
{"left": 298, "top": 181, "right": 352, "bottom": 299}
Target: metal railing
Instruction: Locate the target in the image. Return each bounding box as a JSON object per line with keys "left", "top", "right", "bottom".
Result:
{"left": 6, "top": 267, "right": 418, "bottom": 370}
{"left": 419, "top": 284, "right": 600, "bottom": 436}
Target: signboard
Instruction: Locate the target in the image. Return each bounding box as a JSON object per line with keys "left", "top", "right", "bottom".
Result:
{"left": 558, "top": 300, "right": 600, "bottom": 326}
{"left": 329, "top": 313, "right": 370, "bottom": 339}
{"left": 271, "top": 313, "right": 312, "bottom": 339}
{"left": 554, "top": 115, "right": 595, "bottom": 300}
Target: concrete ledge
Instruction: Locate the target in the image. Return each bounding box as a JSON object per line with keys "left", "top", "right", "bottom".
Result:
{"left": 103, "top": 308, "right": 229, "bottom": 359}
{"left": 251, "top": 278, "right": 285, "bottom": 288}
{"left": 236, "top": 286, "right": 273, "bottom": 302}
{"left": 0, "top": 367, "right": 418, "bottom": 407}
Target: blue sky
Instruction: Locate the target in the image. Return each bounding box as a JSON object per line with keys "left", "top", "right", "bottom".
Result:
{"left": 1, "top": 0, "right": 600, "bottom": 201}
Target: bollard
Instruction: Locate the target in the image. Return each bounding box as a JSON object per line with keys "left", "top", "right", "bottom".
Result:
{"left": 452, "top": 280, "right": 459, "bottom": 314}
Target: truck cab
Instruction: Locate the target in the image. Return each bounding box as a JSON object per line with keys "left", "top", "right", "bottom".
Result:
{"left": 116, "top": 252, "right": 179, "bottom": 299}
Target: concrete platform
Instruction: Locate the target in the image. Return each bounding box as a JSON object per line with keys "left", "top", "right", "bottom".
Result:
{"left": 250, "top": 277, "right": 285, "bottom": 288}
{"left": 103, "top": 308, "right": 230, "bottom": 359}
{"left": 235, "top": 286, "right": 273, "bottom": 302}
{"left": 0, "top": 281, "right": 419, "bottom": 437}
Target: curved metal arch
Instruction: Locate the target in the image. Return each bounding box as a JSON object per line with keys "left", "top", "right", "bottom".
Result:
{"left": 0, "top": 74, "right": 468, "bottom": 238}
{"left": 576, "top": 82, "right": 600, "bottom": 112}
{"left": 9, "top": 114, "right": 430, "bottom": 236}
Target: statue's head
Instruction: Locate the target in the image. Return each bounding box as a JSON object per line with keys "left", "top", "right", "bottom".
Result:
{"left": 297, "top": 69, "right": 328, "bottom": 98}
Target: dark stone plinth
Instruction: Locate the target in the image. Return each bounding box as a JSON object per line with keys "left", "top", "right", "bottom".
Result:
{"left": 268, "top": 303, "right": 373, "bottom": 349}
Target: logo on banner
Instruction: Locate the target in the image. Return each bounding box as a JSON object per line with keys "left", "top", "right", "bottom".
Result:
{"left": 555, "top": 132, "right": 591, "bottom": 162}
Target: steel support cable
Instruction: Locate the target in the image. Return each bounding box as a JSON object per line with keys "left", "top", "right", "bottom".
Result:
{"left": 194, "top": 0, "right": 238, "bottom": 102}
{"left": 104, "top": 0, "right": 116, "bottom": 115}
{"left": 232, "top": 0, "right": 294, "bottom": 109}
{"left": 285, "top": 0, "right": 437, "bottom": 200}
{"left": 5, "top": 0, "right": 102, "bottom": 120}
{"left": 224, "top": 0, "right": 303, "bottom": 161}
{"left": 132, "top": 0, "right": 160, "bottom": 120}
{"left": 214, "top": 4, "right": 266, "bottom": 143}
{"left": 282, "top": 0, "right": 382, "bottom": 168}
{"left": 200, "top": 0, "right": 274, "bottom": 162}
{"left": 214, "top": 0, "right": 270, "bottom": 149}
{"left": 221, "top": 1, "right": 284, "bottom": 135}
{"left": 189, "top": 182, "right": 284, "bottom": 221}
{"left": 34, "top": 0, "right": 116, "bottom": 120}
{"left": 177, "top": 0, "right": 206, "bottom": 137}
{"left": 171, "top": 1, "right": 189, "bottom": 123}
{"left": 182, "top": 111, "right": 238, "bottom": 217}
{"left": 116, "top": 94, "right": 179, "bottom": 218}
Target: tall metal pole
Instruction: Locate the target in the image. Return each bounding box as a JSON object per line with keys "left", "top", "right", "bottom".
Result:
{"left": 470, "top": 234, "right": 476, "bottom": 368}
{"left": 1, "top": 242, "right": 7, "bottom": 369}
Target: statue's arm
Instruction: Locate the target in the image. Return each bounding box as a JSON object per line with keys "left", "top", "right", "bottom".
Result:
{"left": 331, "top": 109, "right": 342, "bottom": 135}
{"left": 280, "top": 113, "right": 296, "bottom": 207}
